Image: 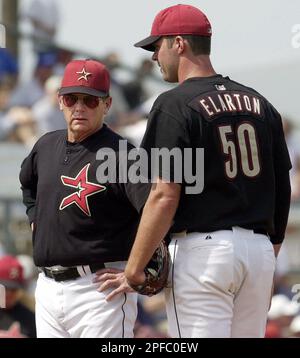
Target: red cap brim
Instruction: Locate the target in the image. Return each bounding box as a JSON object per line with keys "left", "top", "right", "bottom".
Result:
{"left": 134, "top": 35, "right": 161, "bottom": 51}
{"left": 58, "top": 86, "right": 108, "bottom": 97}
{"left": 0, "top": 279, "right": 23, "bottom": 289}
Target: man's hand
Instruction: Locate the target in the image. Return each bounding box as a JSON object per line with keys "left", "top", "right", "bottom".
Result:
{"left": 93, "top": 268, "right": 145, "bottom": 301}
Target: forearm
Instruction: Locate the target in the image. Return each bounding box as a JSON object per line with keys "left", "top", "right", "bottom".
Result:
{"left": 125, "top": 180, "right": 181, "bottom": 284}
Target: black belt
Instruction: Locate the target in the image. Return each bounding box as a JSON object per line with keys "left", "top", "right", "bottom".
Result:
{"left": 41, "top": 263, "right": 105, "bottom": 282}
{"left": 252, "top": 228, "right": 268, "bottom": 236}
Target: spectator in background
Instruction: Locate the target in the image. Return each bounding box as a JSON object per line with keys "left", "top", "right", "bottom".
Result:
{"left": 133, "top": 300, "right": 167, "bottom": 338}
{"left": 53, "top": 48, "right": 74, "bottom": 77}
{"left": 102, "top": 52, "right": 132, "bottom": 130}
{"left": 0, "top": 48, "right": 18, "bottom": 87}
{"left": 289, "top": 315, "right": 300, "bottom": 338}
{"left": 283, "top": 118, "right": 300, "bottom": 201}
{"left": 2, "top": 107, "right": 36, "bottom": 148}
{"left": 26, "top": 0, "right": 60, "bottom": 54}
{"left": 17, "top": 255, "right": 38, "bottom": 312}
{"left": 32, "top": 75, "right": 66, "bottom": 137}
{"left": 9, "top": 52, "right": 56, "bottom": 108}
{"left": 0, "top": 256, "right": 36, "bottom": 338}
{"left": 121, "top": 59, "right": 155, "bottom": 110}
{"left": 267, "top": 294, "right": 299, "bottom": 337}
{"left": 0, "top": 244, "right": 5, "bottom": 257}
{"left": 273, "top": 242, "right": 293, "bottom": 298}
{"left": 0, "top": 78, "right": 36, "bottom": 147}
{"left": 0, "top": 78, "right": 15, "bottom": 140}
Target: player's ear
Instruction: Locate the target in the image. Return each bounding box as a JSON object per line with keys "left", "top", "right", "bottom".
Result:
{"left": 58, "top": 95, "right": 64, "bottom": 111}
{"left": 103, "top": 96, "right": 112, "bottom": 115}
{"left": 175, "top": 36, "right": 185, "bottom": 54}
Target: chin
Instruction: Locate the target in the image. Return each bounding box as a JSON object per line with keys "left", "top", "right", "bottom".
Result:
{"left": 164, "top": 76, "right": 177, "bottom": 83}
{"left": 162, "top": 71, "right": 178, "bottom": 83}
{"left": 73, "top": 124, "right": 85, "bottom": 129}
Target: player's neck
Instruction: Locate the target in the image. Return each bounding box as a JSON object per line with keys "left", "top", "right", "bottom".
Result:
{"left": 178, "top": 55, "right": 216, "bottom": 83}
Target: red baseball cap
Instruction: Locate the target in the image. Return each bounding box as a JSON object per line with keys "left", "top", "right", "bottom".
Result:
{"left": 58, "top": 59, "right": 110, "bottom": 97}
{"left": 134, "top": 4, "right": 212, "bottom": 51}
{"left": 0, "top": 255, "right": 24, "bottom": 289}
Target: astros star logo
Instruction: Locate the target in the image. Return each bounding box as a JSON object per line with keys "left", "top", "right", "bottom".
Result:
{"left": 76, "top": 67, "right": 92, "bottom": 81}
{"left": 9, "top": 268, "right": 20, "bottom": 279}
{"left": 59, "top": 164, "right": 106, "bottom": 216}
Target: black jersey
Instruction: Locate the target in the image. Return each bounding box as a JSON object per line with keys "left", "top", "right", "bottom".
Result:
{"left": 19, "top": 125, "right": 150, "bottom": 267}
{"left": 140, "top": 75, "right": 291, "bottom": 243}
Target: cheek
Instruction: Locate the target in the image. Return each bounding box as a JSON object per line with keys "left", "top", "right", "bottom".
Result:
{"left": 62, "top": 109, "right": 72, "bottom": 123}
{"left": 103, "top": 105, "right": 110, "bottom": 115}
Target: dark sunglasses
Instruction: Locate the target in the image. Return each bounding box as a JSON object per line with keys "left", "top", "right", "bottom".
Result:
{"left": 62, "top": 94, "right": 101, "bottom": 109}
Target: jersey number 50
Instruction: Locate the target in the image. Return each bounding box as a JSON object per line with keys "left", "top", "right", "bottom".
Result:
{"left": 218, "top": 122, "right": 261, "bottom": 179}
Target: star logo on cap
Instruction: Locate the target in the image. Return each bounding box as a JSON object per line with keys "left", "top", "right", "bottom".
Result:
{"left": 76, "top": 67, "right": 92, "bottom": 81}
{"left": 9, "top": 268, "right": 20, "bottom": 279}
{"left": 59, "top": 164, "right": 106, "bottom": 216}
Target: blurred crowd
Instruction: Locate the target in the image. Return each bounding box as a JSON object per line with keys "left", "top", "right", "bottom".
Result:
{"left": 1, "top": 0, "right": 300, "bottom": 339}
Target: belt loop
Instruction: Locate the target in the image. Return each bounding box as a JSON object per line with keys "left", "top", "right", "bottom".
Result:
{"left": 83, "top": 265, "right": 92, "bottom": 275}
{"left": 171, "top": 230, "right": 187, "bottom": 238}
{"left": 76, "top": 266, "right": 86, "bottom": 278}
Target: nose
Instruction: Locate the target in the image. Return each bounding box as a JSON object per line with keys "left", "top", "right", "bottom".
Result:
{"left": 73, "top": 98, "right": 85, "bottom": 111}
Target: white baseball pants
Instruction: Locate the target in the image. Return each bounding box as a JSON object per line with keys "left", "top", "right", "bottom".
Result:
{"left": 165, "top": 227, "right": 276, "bottom": 338}
{"left": 35, "top": 261, "right": 137, "bottom": 338}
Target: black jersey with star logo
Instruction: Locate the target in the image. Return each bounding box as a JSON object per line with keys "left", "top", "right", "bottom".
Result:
{"left": 19, "top": 125, "right": 150, "bottom": 267}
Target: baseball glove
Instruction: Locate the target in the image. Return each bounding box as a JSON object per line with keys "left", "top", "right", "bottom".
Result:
{"left": 129, "top": 240, "right": 170, "bottom": 296}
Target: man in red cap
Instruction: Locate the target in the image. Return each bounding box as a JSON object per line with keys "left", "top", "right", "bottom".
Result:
{"left": 19, "top": 59, "right": 149, "bottom": 338}
{"left": 0, "top": 255, "right": 36, "bottom": 338}
{"left": 96, "top": 4, "right": 291, "bottom": 338}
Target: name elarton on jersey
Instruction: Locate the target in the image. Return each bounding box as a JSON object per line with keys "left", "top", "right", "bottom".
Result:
{"left": 189, "top": 91, "right": 264, "bottom": 121}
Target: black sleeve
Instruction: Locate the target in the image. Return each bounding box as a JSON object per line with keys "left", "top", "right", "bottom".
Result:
{"left": 269, "top": 108, "right": 292, "bottom": 244}
{"left": 117, "top": 146, "right": 152, "bottom": 213}
{"left": 123, "top": 181, "right": 151, "bottom": 213}
{"left": 19, "top": 147, "right": 38, "bottom": 224}
{"left": 140, "top": 108, "right": 190, "bottom": 182}
{"left": 142, "top": 108, "right": 190, "bottom": 150}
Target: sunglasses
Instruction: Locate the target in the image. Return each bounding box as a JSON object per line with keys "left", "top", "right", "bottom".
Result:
{"left": 62, "top": 94, "right": 101, "bottom": 109}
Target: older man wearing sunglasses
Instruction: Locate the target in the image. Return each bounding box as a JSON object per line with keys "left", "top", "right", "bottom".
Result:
{"left": 19, "top": 59, "right": 149, "bottom": 338}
